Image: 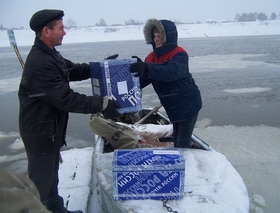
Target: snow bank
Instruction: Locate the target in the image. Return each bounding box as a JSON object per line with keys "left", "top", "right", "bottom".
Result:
{"left": 1, "top": 20, "right": 280, "bottom": 47}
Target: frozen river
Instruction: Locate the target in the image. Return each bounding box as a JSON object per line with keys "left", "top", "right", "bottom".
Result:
{"left": 0, "top": 35, "right": 280, "bottom": 212}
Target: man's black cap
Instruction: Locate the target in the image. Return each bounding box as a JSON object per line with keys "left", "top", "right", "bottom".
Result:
{"left": 29, "top": 9, "right": 64, "bottom": 31}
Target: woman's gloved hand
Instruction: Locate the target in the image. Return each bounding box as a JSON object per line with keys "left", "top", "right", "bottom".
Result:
{"left": 129, "top": 56, "right": 149, "bottom": 77}
{"left": 105, "top": 54, "right": 119, "bottom": 59}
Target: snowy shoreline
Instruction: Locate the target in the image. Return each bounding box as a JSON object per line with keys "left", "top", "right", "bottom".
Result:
{"left": 1, "top": 20, "right": 280, "bottom": 47}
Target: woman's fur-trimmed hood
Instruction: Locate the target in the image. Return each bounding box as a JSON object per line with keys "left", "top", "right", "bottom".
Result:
{"left": 144, "top": 19, "right": 166, "bottom": 44}
{"left": 143, "top": 19, "right": 178, "bottom": 56}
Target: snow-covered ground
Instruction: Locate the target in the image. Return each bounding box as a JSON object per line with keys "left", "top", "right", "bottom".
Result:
{"left": 1, "top": 20, "right": 280, "bottom": 47}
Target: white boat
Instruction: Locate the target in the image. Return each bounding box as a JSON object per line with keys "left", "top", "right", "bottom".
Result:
{"left": 92, "top": 109, "right": 250, "bottom": 213}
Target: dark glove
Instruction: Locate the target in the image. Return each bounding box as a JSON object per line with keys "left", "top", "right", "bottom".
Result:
{"left": 102, "top": 99, "right": 121, "bottom": 121}
{"left": 129, "top": 56, "right": 149, "bottom": 77}
{"left": 105, "top": 54, "right": 119, "bottom": 59}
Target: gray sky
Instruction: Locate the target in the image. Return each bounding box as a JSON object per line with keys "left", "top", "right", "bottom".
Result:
{"left": 1, "top": 0, "right": 279, "bottom": 28}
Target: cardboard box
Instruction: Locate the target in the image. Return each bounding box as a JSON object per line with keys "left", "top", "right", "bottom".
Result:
{"left": 112, "top": 148, "right": 185, "bottom": 200}
{"left": 90, "top": 59, "right": 142, "bottom": 114}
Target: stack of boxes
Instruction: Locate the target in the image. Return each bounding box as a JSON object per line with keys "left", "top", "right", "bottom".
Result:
{"left": 90, "top": 59, "right": 185, "bottom": 201}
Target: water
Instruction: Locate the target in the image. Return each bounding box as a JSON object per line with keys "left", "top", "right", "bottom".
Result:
{"left": 2, "top": 35, "right": 279, "bottom": 131}
{"left": 1, "top": 35, "right": 279, "bottom": 78}
{"left": 1, "top": 35, "right": 280, "bottom": 212}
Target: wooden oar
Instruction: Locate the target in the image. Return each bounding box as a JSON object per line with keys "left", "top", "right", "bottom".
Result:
{"left": 134, "top": 105, "right": 162, "bottom": 125}
{"left": 7, "top": 29, "right": 25, "bottom": 69}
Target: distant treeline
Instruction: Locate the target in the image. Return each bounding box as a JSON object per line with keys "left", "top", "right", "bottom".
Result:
{"left": 235, "top": 12, "right": 278, "bottom": 22}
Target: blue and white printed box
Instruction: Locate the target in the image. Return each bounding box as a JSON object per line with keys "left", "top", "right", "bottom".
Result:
{"left": 90, "top": 59, "right": 142, "bottom": 114}
{"left": 112, "top": 148, "right": 185, "bottom": 200}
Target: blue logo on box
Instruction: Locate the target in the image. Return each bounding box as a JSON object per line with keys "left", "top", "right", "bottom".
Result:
{"left": 112, "top": 149, "right": 185, "bottom": 200}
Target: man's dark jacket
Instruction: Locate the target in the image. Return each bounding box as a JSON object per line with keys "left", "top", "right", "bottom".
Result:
{"left": 18, "top": 38, "right": 102, "bottom": 154}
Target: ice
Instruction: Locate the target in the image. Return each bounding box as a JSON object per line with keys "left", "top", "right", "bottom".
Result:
{"left": 1, "top": 20, "right": 280, "bottom": 213}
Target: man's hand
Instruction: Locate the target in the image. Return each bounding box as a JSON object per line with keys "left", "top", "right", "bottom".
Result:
{"left": 102, "top": 99, "right": 121, "bottom": 121}
{"left": 129, "top": 56, "right": 148, "bottom": 77}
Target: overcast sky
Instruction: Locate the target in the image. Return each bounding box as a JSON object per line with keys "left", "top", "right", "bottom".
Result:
{"left": 1, "top": 0, "right": 279, "bottom": 28}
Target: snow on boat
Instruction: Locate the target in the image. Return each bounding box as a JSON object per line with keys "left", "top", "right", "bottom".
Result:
{"left": 92, "top": 109, "right": 250, "bottom": 213}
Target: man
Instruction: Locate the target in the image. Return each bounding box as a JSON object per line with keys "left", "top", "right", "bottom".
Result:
{"left": 18, "top": 9, "right": 120, "bottom": 213}
{"left": 129, "top": 19, "right": 202, "bottom": 148}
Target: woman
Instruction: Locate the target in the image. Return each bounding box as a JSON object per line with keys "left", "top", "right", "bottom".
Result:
{"left": 129, "top": 19, "right": 202, "bottom": 148}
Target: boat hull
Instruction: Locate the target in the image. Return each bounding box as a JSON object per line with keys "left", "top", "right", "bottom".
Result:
{"left": 93, "top": 136, "right": 249, "bottom": 213}
{"left": 92, "top": 109, "right": 249, "bottom": 212}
